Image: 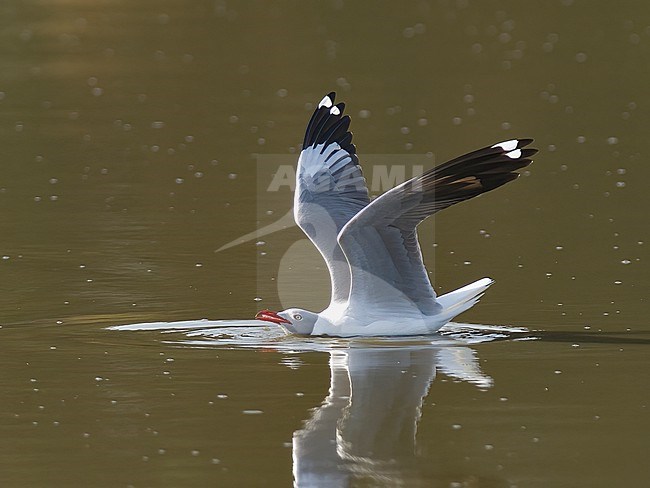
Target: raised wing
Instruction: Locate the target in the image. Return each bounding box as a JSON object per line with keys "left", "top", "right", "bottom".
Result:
{"left": 338, "top": 139, "right": 537, "bottom": 315}
{"left": 295, "top": 93, "right": 370, "bottom": 305}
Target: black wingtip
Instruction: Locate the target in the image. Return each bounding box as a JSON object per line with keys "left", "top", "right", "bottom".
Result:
{"left": 303, "top": 92, "right": 359, "bottom": 158}
{"left": 517, "top": 138, "right": 534, "bottom": 148}
{"left": 318, "top": 92, "right": 337, "bottom": 109}
{"left": 520, "top": 148, "right": 538, "bottom": 158}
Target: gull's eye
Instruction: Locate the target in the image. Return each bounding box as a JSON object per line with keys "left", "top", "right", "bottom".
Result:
{"left": 293, "top": 314, "right": 303, "bottom": 321}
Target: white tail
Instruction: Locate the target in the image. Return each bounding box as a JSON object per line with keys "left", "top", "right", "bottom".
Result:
{"left": 436, "top": 278, "right": 494, "bottom": 321}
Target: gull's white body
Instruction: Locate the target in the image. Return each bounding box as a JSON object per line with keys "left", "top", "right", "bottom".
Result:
{"left": 255, "top": 92, "right": 536, "bottom": 337}
{"left": 306, "top": 277, "right": 494, "bottom": 337}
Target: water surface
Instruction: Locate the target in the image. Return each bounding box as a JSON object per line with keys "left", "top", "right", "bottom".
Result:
{"left": 1, "top": 1, "right": 648, "bottom": 486}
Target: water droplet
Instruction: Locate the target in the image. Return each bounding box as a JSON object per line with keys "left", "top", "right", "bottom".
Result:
{"left": 242, "top": 409, "right": 263, "bottom": 415}
{"left": 402, "top": 27, "right": 415, "bottom": 38}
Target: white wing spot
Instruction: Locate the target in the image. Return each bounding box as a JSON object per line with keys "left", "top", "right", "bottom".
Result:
{"left": 330, "top": 105, "right": 341, "bottom": 115}
{"left": 318, "top": 95, "right": 333, "bottom": 108}
{"left": 492, "top": 139, "right": 519, "bottom": 151}
{"left": 505, "top": 149, "right": 522, "bottom": 159}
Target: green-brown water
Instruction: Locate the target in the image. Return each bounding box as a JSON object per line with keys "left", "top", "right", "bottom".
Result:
{"left": 1, "top": 1, "right": 648, "bottom": 486}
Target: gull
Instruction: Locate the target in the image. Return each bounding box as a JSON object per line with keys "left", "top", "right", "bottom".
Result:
{"left": 255, "top": 92, "right": 537, "bottom": 336}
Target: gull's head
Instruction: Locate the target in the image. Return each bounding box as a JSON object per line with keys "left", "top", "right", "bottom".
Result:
{"left": 255, "top": 308, "right": 317, "bottom": 335}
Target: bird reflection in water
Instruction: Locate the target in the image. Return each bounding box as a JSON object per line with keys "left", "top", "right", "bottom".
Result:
{"left": 292, "top": 343, "right": 492, "bottom": 487}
